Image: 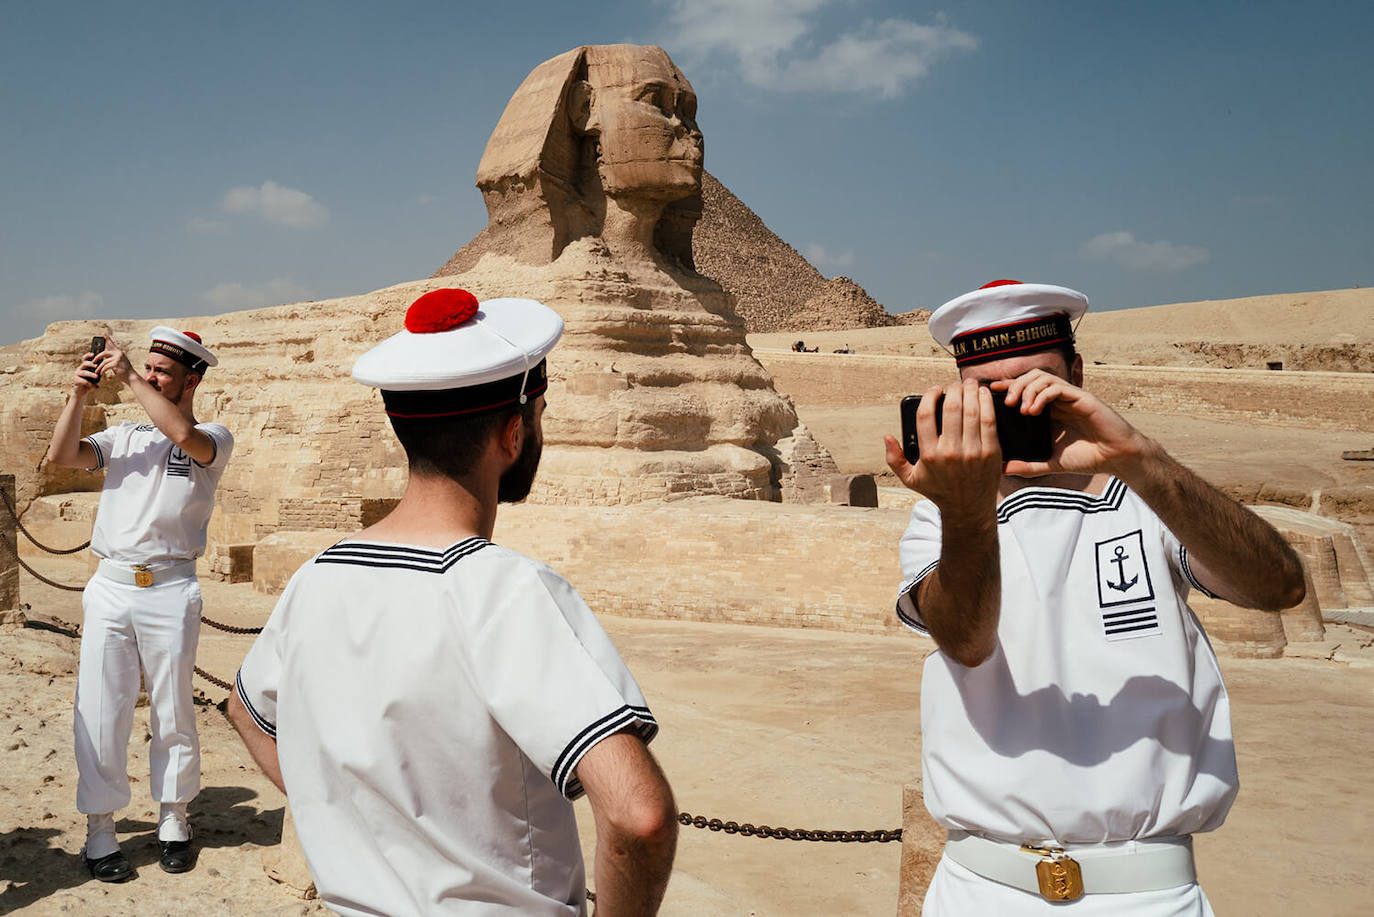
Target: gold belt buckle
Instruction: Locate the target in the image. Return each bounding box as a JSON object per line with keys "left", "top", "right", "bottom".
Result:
{"left": 132, "top": 564, "right": 154, "bottom": 588}
{"left": 1022, "top": 844, "right": 1084, "bottom": 901}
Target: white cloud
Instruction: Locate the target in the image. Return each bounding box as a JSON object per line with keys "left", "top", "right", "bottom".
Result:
{"left": 185, "top": 215, "right": 227, "bottom": 233}
{"left": 14, "top": 291, "right": 104, "bottom": 326}
{"left": 804, "top": 243, "right": 855, "bottom": 271}
{"left": 661, "top": 0, "right": 977, "bottom": 97}
{"left": 1080, "top": 231, "right": 1211, "bottom": 272}
{"left": 415, "top": 193, "right": 437, "bottom": 206}
{"left": 201, "top": 278, "right": 313, "bottom": 311}
{"left": 221, "top": 181, "right": 329, "bottom": 228}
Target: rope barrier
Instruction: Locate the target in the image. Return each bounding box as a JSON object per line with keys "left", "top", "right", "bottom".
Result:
{"left": 0, "top": 489, "right": 91, "bottom": 554}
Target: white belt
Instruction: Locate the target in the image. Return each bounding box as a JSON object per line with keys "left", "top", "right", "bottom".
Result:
{"left": 97, "top": 559, "right": 197, "bottom": 588}
{"left": 944, "top": 830, "right": 1196, "bottom": 901}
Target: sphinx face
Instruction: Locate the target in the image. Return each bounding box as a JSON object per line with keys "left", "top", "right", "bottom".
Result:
{"left": 587, "top": 47, "right": 704, "bottom": 203}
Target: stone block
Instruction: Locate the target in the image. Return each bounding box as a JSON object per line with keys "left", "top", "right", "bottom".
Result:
{"left": 254, "top": 532, "right": 348, "bottom": 595}
{"left": 209, "top": 542, "right": 255, "bottom": 584}
{"left": 1281, "top": 556, "right": 1326, "bottom": 642}
{"left": 261, "top": 804, "right": 317, "bottom": 899}
{"left": 1, "top": 475, "right": 17, "bottom": 613}
{"left": 829, "top": 473, "right": 878, "bottom": 508}
{"left": 897, "top": 784, "right": 945, "bottom": 916}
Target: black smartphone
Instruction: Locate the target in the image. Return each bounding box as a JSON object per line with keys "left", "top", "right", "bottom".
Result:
{"left": 83, "top": 336, "right": 106, "bottom": 386}
{"left": 900, "top": 392, "right": 1052, "bottom": 463}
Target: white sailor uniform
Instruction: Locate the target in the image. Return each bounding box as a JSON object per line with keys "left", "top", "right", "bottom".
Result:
{"left": 896, "top": 478, "right": 1237, "bottom": 915}
{"left": 235, "top": 537, "right": 659, "bottom": 917}
{"left": 76, "top": 421, "right": 233, "bottom": 815}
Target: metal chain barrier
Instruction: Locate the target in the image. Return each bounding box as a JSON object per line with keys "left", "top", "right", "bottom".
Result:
{"left": 8, "top": 504, "right": 900, "bottom": 842}
{"left": 677, "top": 811, "right": 902, "bottom": 843}
{"left": 201, "top": 616, "right": 263, "bottom": 635}
{"left": 194, "top": 666, "right": 234, "bottom": 691}
{"left": 0, "top": 489, "right": 91, "bottom": 554}
{"left": 0, "top": 532, "right": 87, "bottom": 592}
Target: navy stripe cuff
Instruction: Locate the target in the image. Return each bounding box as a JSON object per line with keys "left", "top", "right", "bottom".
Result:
{"left": 235, "top": 670, "right": 277, "bottom": 739}
{"left": 553, "top": 705, "right": 659, "bottom": 800}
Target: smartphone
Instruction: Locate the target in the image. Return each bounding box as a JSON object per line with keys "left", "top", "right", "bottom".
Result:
{"left": 900, "top": 392, "right": 1052, "bottom": 463}
{"left": 83, "top": 336, "right": 106, "bottom": 386}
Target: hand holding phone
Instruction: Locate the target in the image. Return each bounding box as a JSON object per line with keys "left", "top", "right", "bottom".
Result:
{"left": 900, "top": 390, "right": 1052, "bottom": 464}
{"left": 80, "top": 336, "right": 106, "bottom": 386}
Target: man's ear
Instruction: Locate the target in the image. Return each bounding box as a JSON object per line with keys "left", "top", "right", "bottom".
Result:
{"left": 499, "top": 410, "right": 525, "bottom": 461}
{"left": 568, "top": 80, "right": 594, "bottom": 134}
{"left": 1070, "top": 353, "right": 1084, "bottom": 387}
{"left": 184, "top": 372, "right": 202, "bottom": 393}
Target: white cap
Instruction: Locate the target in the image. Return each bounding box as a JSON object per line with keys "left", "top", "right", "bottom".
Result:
{"left": 352, "top": 288, "right": 563, "bottom": 417}
{"left": 149, "top": 326, "right": 218, "bottom": 371}
{"left": 928, "top": 280, "right": 1088, "bottom": 367}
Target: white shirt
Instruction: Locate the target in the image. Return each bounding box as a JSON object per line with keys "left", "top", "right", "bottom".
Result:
{"left": 235, "top": 538, "right": 659, "bottom": 917}
{"left": 895, "top": 478, "right": 1238, "bottom": 845}
{"left": 84, "top": 421, "right": 234, "bottom": 564}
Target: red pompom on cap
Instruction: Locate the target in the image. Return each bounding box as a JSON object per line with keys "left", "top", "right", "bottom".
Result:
{"left": 979, "top": 279, "right": 1023, "bottom": 289}
{"left": 181, "top": 331, "right": 203, "bottom": 343}
{"left": 405, "top": 288, "right": 480, "bottom": 333}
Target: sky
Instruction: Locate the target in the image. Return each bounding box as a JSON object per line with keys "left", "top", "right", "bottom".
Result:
{"left": 3, "top": 0, "right": 1371, "bottom": 345}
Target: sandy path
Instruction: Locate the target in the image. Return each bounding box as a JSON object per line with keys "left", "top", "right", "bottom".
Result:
{"left": 4, "top": 561, "right": 1373, "bottom": 916}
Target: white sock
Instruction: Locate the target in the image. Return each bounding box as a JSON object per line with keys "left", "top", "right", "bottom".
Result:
{"left": 85, "top": 813, "right": 119, "bottom": 859}
{"left": 157, "top": 803, "right": 190, "bottom": 842}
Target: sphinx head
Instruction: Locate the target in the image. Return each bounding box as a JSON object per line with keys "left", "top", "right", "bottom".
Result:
{"left": 473, "top": 44, "right": 704, "bottom": 266}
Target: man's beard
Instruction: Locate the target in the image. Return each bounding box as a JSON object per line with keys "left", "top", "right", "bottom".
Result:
{"left": 497, "top": 434, "right": 543, "bottom": 503}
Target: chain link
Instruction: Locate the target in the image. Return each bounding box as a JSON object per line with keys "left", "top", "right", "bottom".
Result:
{"left": 194, "top": 666, "right": 234, "bottom": 691}
{"left": 0, "top": 489, "right": 91, "bottom": 554}
{"left": 0, "top": 532, "right": 88, "bottom": 591}
{"left": 676, "top": 811, "right": 901, "bottom": 843}
{"left": 201, "top": 616, "right": 263, "bottom": 635}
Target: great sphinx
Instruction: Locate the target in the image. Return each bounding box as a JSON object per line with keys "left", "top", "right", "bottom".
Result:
{"left": 434, "top": 44, "right": 834, "bottom": 504}
{"left": 0, "top": 45, "right": 832, "bottom": 557}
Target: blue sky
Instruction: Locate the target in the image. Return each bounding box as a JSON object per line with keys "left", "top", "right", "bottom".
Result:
{"left": 3, "top": 0, "right": 1371, "bottom": 344}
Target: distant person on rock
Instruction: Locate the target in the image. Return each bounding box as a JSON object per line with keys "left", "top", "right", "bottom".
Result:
{"left": 228, "top": 289, "right": 677, "bottom": 916}
{"left": 884, "top": 280, "right": 1304, "bottom": 914}
{"left": 46, "top": 328, "right": 234, "bottom": 882}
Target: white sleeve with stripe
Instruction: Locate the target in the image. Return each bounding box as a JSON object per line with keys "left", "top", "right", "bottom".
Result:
{"left": 895, "top": 499, "right": 944, "bottom": 634}
{"left": 467, "top": 561, "right": 658, "bottom": 800}
{"left": 234, "top": 569, "right": 306, "bottom": 739}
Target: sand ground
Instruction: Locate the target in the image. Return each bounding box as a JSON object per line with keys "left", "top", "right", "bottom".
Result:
{"left": 3, "top": 554, "right": 1373, "bottom": 916}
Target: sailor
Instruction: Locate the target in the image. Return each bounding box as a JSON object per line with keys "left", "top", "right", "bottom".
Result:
{"left": 46, "top": 326, "right": 233, "bottom": 881}
{"left": 884, "top": 280, "right": 1305, "bottom": 914}
{"left": 227, "top": 288, "right": 677, "bottom": 916}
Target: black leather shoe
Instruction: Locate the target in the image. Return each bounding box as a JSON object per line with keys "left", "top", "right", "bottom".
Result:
{"left": 158, "top": 838, "right": 196, "bottom": 873}
{"left": 85, "top": 849, "right": 133, "bottom": 882}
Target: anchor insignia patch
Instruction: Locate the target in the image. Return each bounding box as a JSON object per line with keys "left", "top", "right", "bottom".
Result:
{"left": 1095, "top": 530, "right": 1161, "bottom": 640}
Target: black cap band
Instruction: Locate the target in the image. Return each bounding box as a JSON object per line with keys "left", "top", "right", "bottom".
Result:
{"left": 382, "top": 359, "right": 549, "bottom": 419}
{"left": 950, "top": 314, "right": 1074, "bottom": 367}
{"left": 149, "top": 339, "right": 209, "bottom": 374}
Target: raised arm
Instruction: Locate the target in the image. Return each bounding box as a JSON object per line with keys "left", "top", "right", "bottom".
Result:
{"left": 885, "top": 379, "right": 1004, "bottom": 667}
{"left": 999, "top": 369, "right": 1305, "bottom": 610}
{"left": 575, "top": 732, "right": 677, "bottom": 916}
{"left": 99, "top": 339, "right": 216, "bottom": 465}
{"left": 45, "top": 351, "right": 102, "bottom": 469}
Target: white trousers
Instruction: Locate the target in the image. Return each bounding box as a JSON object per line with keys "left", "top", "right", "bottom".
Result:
{"left": 74, "top": 572, "right": 202, "bottom": 814}
{"left": 924, "top": 855, "right": 1216, "bottom": 916}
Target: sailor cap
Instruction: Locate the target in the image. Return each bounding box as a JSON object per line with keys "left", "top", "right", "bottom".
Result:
{"left": 929, "top": 280, "right": 1088, "bottom": 368}
{"left": 149, "top": 326, "right": 217, "bottom": 374}
{"left": 352, "top": 288, "right": 564, "bottom": 418}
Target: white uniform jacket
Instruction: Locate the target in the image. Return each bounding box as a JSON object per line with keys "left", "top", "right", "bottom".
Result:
{"left": 896, "top": 477, "right": 1239, "bottom": 846}
{"left": 236, "top": 538, "right": 659, "bottom": 916}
